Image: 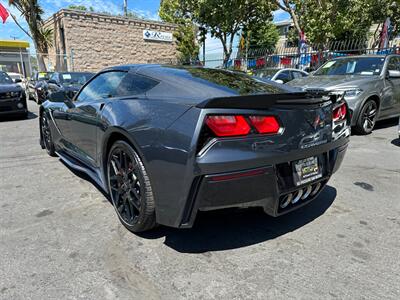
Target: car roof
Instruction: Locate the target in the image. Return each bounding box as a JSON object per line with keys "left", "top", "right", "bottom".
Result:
{"left": 101, "top": 64, "right": 303, "bottom": 103}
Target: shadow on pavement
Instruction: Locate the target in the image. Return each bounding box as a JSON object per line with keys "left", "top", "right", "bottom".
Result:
{"left": 391, "top": 138, "right": 400, "bottom": 147}
{"left": 0, "top": 111, "right": 37, "bottom": 122}
{"left": 139, "top": 186, "right": 337, "bottom": 253}
{"left": 59, "top": 157, "right": 337, "bottom": 253}
{"left": 373, "top": 117, "right": 398, "bottom": 130}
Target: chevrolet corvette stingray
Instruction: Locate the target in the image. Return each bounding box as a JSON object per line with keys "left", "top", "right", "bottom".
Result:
{"left": 40, "top": 65, "right": 350, "bottom": 232}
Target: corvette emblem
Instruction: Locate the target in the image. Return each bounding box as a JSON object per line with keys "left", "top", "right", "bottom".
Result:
{"left": 306, "top": 111, "right": 325, "bottom": 130}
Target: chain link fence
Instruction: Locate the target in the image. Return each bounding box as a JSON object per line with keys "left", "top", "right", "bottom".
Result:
{"left": 201, "top": 38, "right": 400, "bottom": 72}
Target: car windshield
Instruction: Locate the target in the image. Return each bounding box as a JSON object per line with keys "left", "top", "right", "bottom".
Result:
{"left": 254, "top": 69, "right": 280, "bottom": 79}
{"left": 60, "top": 73, "right": 93, "bottom": 85}
{"left": 9, "top": 74, "right": 22, "bottom": 80}
{"left": 37, "top": 72, "right": 53, "bottom": 80}
{"left": 314, "top": 57, "right": 385, "bottom": 76}
{"left": 0, "top": 72, "right": 14, "bottom": 84}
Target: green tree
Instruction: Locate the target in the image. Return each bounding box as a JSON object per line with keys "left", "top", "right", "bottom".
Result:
{"left": 275, "top": 0, "right": 400, "bottom": 47}
{"left": 8, "top": 0, "right": 53, "bottom": 71}
{"left": 159, "top": 0, "right": 199, "bottom": 63}
{"left": 248, "top": 21, "right": 279, "bottom": 52}
{"left": 176, "top": 0, "right": 277, "bottom": 66}
{"left": 67, "top": 5, "right": 94, "bottom": 11}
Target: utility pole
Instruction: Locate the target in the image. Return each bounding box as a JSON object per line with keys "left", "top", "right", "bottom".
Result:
{"left": 123, "top": 0, "right": 128, "bottom": 16}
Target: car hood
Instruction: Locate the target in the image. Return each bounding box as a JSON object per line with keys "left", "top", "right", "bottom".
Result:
{"left": 0, "top": 84, "right": 23, "bottom": 92}
{"left": 287, "top": 75, "right": 380, "bottom": 90}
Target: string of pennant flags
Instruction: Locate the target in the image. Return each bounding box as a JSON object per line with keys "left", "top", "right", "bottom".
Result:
{"left": 226, "top": 45, "right": 400, "bottom": 71}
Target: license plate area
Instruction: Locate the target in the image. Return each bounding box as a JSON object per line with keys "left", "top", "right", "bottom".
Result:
{"left": 293, "top": 156, "right": 323, "bottom": 186}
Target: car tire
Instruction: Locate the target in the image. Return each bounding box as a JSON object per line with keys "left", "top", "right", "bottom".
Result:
{"left": 40, "top": 113, "right": 57, "bottom": 157}
{"left": 354, "top": 99, "right": 378, "bottom": 135}
{"left": 107, "top": 140, "right": 156, "bottom": 233}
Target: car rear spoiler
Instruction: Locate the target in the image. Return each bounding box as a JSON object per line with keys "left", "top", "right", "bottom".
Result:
{"left": 196, "top": 92, "right": 340, "bottom": 110}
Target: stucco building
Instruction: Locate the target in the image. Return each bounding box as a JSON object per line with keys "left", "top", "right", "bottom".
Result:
{"left": 44, "top": 9, "right": 178, "bottom": 72}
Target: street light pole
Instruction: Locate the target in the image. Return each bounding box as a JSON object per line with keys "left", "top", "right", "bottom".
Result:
{"left": 123, "top": 0, "right": 128, "bottom": 16}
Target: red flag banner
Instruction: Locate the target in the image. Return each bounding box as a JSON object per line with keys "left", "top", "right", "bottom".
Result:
{"left": 0, "top": 3, "right": 9, "bottom": 23}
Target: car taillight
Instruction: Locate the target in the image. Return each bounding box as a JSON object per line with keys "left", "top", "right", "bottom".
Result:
{"left": 205, "top": 115, "right": 251, "bottom": 137}
{"left": 333, "top": 103, "right": 347, "bottom": 122}
{"left": 248, "top": 116, "right": 281, "bottom": 134}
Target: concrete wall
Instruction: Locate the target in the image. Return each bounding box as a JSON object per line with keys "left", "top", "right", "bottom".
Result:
{"left": 45, "top": 9, "right": 178, "bottom": 72}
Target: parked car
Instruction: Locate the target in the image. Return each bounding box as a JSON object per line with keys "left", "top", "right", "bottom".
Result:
{"left": 7, "top": 72, "right": 26, "bottom": 89}
{"left": 254, "top": 68, "right": 308, "bottom": 84}
{"left": 40, "top": 65, "right": 350, "bottom": 233}
{"left": 288, "top": 55, "right": 400, "bottom": 134}
{"left": 26, "top": 71, "right": 54, "bottom": 104}
{"left": 46, "top": 72, "right": 94, "bottom": 100}
{"left": 0, "top": 71, "right": 28, "bottom": 118}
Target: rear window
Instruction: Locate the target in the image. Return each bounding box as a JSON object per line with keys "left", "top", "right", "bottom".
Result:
{"left": 180, "top": 68, "right": 287, "bottom": 95}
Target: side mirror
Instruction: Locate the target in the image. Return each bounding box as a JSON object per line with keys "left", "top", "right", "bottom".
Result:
{"left": 274, "top": 79, "right": 284, "bottom": 84}
{"left": 388, "top": 70, "right": 400, "bottom": 78}
{"left": 14, "top": 78, "right": 22, "bottom": 83}
{"left": 48, "top": 91, "right": 75, "bottom": 108}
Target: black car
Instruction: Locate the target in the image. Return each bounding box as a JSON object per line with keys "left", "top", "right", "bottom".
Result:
{"left": 46, "top": 72, "right": 94, "bottom": 100}
{"left": 40, "top": 65, "right": 350, "bottom": 233}
{"left": 27, "top": 71, "right": 54, "bottom": 104}
{"left": 0, "top": 71, "right": 28, "bottom": 119}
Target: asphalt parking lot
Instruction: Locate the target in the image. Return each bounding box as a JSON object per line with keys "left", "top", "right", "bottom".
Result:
{"left": 1, "top": 100, "right": 400, "bottom": 300}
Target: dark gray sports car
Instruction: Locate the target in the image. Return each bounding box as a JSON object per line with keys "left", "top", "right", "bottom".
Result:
{"left": 40, "top": 65, "right": 350, "bottom": 232}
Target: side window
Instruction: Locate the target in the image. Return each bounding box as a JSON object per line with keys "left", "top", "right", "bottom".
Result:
{"left": 291, "top": 71, "right": 301, "bottom": 79}
{"left": 50, "top": 73, "right": 59, "bottom": 83}
{"left": 76, "top": 71, "right": 127, "bottom": 102}
{"left": 276, "top": 71, "right": 290, "bottom": 83}
{"left": 116, "top": 73, "right": 159, "bottom": 96}
{"left": 387, "top": 57, "right": 400, "bottom": 72}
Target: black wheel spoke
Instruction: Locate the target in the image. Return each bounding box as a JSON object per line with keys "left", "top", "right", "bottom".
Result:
{"left": 108, "top": 146, "right": 143, "bottom": 226}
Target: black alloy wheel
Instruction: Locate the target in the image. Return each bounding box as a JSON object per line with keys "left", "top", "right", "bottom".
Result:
{"left": 355, "top": 99, "right": 378, "bottom": 135}
{"left": 107, "top": 141, "right": 156, "bottom": 233}
{"left": 41, "top": 113, "right": 56, "bottom": 156}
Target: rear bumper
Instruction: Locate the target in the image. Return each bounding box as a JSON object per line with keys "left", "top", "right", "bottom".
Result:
{"left": 179, "top": 140, "right": 348, "bottom": 228}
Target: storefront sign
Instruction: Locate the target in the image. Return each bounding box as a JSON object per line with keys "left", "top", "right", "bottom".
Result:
{"left": 143, "top": 30, "right": 173, "bottom": 42}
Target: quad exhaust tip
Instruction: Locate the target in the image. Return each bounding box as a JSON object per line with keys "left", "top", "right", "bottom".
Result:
{"left": 279, "top": 182, "right": 323, "bottom": 209}
{"left": 280, "top": 193, "right": 293, "bottom": 209}
{"left": 291, "top": 189, "right": 303, "bottom": 204}
{"left": 310, "top": 182, "right": 321, "bottom": 196}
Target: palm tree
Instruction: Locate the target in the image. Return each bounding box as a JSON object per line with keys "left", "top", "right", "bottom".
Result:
{"left": 9, "top": 0, "right": 52, "bottom": 71}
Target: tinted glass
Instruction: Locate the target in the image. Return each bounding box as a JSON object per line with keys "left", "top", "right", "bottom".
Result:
{"left": 315, "top": 57, "right": 385, "bottom": 76}
{"left": 0, "top": 72, "right": 13, "bottom": 84}
{"left": 292, "top": 71, "right": 305, "bottom": 79}
{"left": 60, "top": 72, "right": 93, "bottom": 85}
{"left": 50, "top": 73, "right": 59, "bottom": 82}
{"left": 76, "top": 71, "right": 127, "bottom": 102}
{"left": 37, "top": 72, "right": 53, "bottom": 80}
{"left": 387, "top": 57, "right": 400, "bottom": 72}
{"left": 254, "top": 69, "right": 280, "bottom": 79}
{"left": 9, "top": 74, "right": 22, "bottom": 80}
{"left": 116, "top": 73, "right": 159, "bottom": 96}
{"left": 181, "top": 68, "right": 286, "bottom": 95}
{"left": 276, "top": 71, "right": 291, "bottom": 83}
